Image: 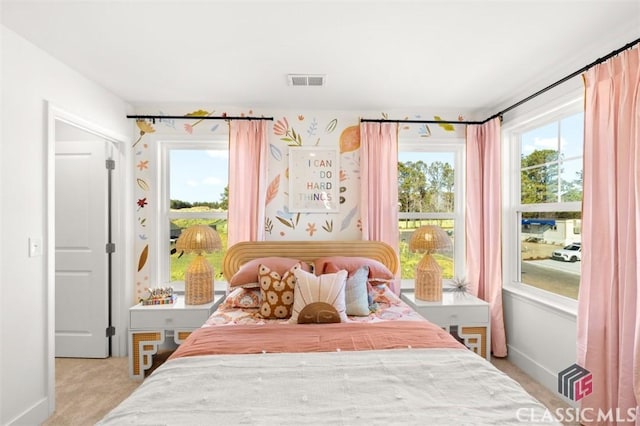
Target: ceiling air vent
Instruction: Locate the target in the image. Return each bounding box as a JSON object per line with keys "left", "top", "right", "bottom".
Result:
{"left": 288, "top": 74, "right": 326, "bottom": 87}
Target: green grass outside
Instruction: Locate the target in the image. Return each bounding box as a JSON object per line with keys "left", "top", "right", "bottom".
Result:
{"left": 170, "top": 217, "right": 454, "bottom": 281}
{"left": 399, "top": 218, "right": 455, "bottom": 279}
{"left": 171, "top": 215, "right": 578, "bottom": 299}
{"left": 170, "top": 216, "right": 228, "bottom": 281}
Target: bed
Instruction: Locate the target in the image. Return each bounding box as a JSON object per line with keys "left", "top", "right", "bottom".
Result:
{"left": 99, "top": 241, "right": 558, "bottom": 425}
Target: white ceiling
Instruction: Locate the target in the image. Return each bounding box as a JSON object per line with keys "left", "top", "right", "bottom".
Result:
{"left": 2, "top": 1, "right": 639, "bottom": 117}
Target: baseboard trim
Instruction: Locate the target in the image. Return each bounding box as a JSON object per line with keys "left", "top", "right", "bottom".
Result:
{"left": 6, "top": 396, "right": 49, "bottom": 425}
{"left": 507, "top": 344, "right": 577, "bottom": 408}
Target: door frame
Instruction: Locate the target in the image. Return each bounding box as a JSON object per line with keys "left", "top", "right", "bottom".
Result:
{"left": 46, "top": 102, "right": 132, "bottom": 413}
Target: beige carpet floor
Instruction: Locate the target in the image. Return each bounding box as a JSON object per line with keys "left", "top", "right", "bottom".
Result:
{"left": 42, "top": 357, "right": 140, "bottom": 426}
{"left": 43, "top": 354, "right": 577, "bottom": 425}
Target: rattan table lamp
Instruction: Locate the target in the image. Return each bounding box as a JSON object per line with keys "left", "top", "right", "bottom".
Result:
{"left": 176, "top": 225, "right": 222, "bottom": 305}
{"left": 408, "top": 225, "right": 452, "bottom": 301}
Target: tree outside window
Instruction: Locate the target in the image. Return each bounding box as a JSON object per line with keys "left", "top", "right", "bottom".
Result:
{"left": 516, "top": 111, "right": 583, "bottom": 299}
{"left": 161, "top": 144, "right": 229, "bottom": 285}
{"left": 397, "top": 147, "right": 464, "bottom": 282}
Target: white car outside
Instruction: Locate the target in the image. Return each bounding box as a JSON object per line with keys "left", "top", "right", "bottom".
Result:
{"left": 551, "top": 243, "right": 582, "bottom": 262}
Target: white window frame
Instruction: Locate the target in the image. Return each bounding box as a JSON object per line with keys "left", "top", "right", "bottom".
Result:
{"left": 157, "top": 138, "right": 228, "bottom": 287}
{"left": 502, "top": 95, "right": 583, "bottom": 314}
{"left": 398, "top": 138, "right": 466, "bottom": 288}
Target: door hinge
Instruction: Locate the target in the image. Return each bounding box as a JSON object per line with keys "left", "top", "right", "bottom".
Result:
{"left": 105, "top": 159, "right": 115, "bottom": 170}
{"left": 106, "top": 326, "right": 116, "bottom": 337}
{"left": 106, "top": 243, "right": 116, "bottom": 253}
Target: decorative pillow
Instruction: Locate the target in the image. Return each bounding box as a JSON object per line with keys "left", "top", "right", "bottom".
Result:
{"left": 316, "top": 256, "right": 394, "bottom": 282}
{"left": 298, "top": 302, "right": 341, "bottom": 324}
{"left": 229, "top": 257, "right": 311, "bottom": 288}
{"left": 290, "top": 268, "right": 348, "bottom": 324}
{"left": 257, "top": 263, "right": 299, "bottom": 319}
{"left": 344, "top": 265, "right": 370, "bottom": 316}
{"left": 224, "top": 287, "right": 261, "bottom": 309}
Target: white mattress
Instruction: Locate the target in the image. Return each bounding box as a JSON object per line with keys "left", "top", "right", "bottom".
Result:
{"left": 98, "top": 348, "right": 559, "bottom": 425}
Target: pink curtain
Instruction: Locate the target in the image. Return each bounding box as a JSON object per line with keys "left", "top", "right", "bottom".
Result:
{"left": 227, "top": 120, "right": 268, "bottom": 247}
{"left": 360, "top": 122, "right": 400, "bottom": 294}
{"left": 577, "top": 46, "right": 640, "bottom": 424}
{"left": 466, "top": 118, "right": 507, "bottom": 357}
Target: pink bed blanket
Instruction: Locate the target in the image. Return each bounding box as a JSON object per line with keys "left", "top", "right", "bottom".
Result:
{"left": 169, "top": 320, "right": 465, "bottom": 360}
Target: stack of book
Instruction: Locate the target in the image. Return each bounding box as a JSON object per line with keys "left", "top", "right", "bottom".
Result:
{"left": 140, "top": 286, "right": 177, "bottom": 305}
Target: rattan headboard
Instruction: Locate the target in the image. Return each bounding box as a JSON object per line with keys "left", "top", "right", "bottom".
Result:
{"left": 222, "top": 240, "right": 398, "bottom": 282}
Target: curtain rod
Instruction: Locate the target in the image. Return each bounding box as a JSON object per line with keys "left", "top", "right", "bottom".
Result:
{"left": 484, "top": 36, "right": 640, "bottom": 123}
{"left": 127, "top": 114, "right": 273, "bottom": 123}
{"left": 361, "top": 36, "right": 640, "bottom": 126}
{"left": 129, "top": 38, "right": 639, "bottom": 128}
{"left": 360, "top": 118, "right": 484, "bottom": 125}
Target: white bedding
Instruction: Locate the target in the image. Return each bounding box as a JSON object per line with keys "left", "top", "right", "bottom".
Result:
{"left": 99, "top": 348, "right": 559, "bottom": 425}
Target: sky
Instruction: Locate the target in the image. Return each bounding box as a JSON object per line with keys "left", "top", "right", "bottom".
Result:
{"left": 170, "top": 149, "right": 228, "bottom": 203}
{"left": 521, "top": 111, "right": 583, "bottom": 185}
{"left": 171, "top": 148, "right": 455, "bottom": 203}
{"left": 171, "top": 131, "right": 587, "bottom": 204}
{"left": 398, "top": 151, "right": 454, "bottom": 165}
{"left": 521, "top": 112, "right": 583, "bottom": 159}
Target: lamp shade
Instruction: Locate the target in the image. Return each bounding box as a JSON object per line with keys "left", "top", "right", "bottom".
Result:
{"left": 408, "top": 225, "right": 452, "bottom": 254}
{"left": 176, "top": 225, "right": 222, "bottom": 254}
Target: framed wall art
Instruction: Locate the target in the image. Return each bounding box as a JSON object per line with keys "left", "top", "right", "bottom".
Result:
{"left": 288, "top": 147, "right": 339, "bottom": 213}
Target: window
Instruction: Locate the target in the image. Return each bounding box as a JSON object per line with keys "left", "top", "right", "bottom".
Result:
{"left": 159, "top": 140, "right": 229, "bottom": 286}
{"left": 398, "top": 140, "right": 465, "bottom": 286}
{"left": 506, "top": 99, "right": 583, "bottom": 300}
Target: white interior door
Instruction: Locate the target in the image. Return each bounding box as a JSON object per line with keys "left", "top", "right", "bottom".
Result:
{"left": 55, "top": 138, "right": 110, "bottom": 358}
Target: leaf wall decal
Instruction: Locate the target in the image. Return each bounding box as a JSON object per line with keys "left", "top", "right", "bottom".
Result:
{"left": 185, "top": 109, "right": 210, "bottom": 117}
{"left": 340, "top": 206, "right": 358, "bottom": 231}
{"left": 136, "top": 178, "right": 149, "bottom": 191}
{"left": 137, "top": 245, "right": 149, "bottom": 272}
{"left": 265, "top": 175, "right": 280, "bottom": 205}
{"left": 339, "top": 126, "right": 360, "bottom": 153}
{"left": 269, "top": 144, "right": 282, "bottom": 161}
{"left": 276, "top": 216, "right": 294, "bottom": 228}
{"left": 325, "top": 118, "right": 338, "bottom": 133}
{"left": 419, "top": 124, "right": 432, "bottom": 138}
{"left": 434, "top": 116, "right": 455, "bottom": 132}
{"left": 265, "top": 217, "right": 274, "bottom": 234}
{"left": 307, "top": 118, "right": 318, "bottom": 136}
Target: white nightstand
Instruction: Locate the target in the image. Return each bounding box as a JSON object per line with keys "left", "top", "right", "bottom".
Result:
{"left": 128, "top": 294, "right": 223, "bottom": 379}
{"left": 401, "top": 291, "right": 491, "bottom": 361}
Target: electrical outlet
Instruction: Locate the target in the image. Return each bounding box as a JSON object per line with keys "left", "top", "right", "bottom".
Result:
{"left": 29, "top": 237, "right": 43, "bottom": 257}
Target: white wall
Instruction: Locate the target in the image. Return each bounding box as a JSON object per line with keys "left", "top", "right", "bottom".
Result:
{"left": 0, "top": 26, "right": 132, "bottom": 425}
{"left": 503, "top": 290, "right": 577, "bottom": 406}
